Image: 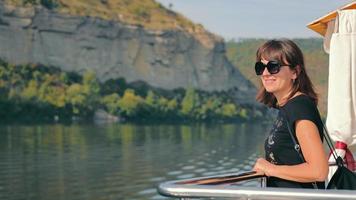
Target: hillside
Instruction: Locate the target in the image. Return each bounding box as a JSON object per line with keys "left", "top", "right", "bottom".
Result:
{"left": 5, "top": 0, "right": 194, "bottom": 29}
{"left": 4, "top": 0, "right": 218, "bottom": 47}
{"left": 226, "top": 38, "right": 329, "bottom": 115}
{"left": 0, "top": 0, "right": 257, "bottom": 107}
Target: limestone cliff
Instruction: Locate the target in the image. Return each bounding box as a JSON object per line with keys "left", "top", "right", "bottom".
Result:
{"left": 0, "top": 2, "right": 256, "bottom": 104}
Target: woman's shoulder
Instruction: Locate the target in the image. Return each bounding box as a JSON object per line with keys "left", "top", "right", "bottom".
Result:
{"left": 281, "top": 94, "right": 321, "bottom": 123}
{"left": 283, "top": 94, "right": 316, "bottom": 109}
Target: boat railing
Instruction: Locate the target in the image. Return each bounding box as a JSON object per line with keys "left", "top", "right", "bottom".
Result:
{"left": 157, "top": 171, "right": 356, "bottom": 199}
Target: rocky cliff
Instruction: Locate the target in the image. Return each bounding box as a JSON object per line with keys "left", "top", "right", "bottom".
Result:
{"left": 0, "top": 2, "right": 256, "bottom": 104}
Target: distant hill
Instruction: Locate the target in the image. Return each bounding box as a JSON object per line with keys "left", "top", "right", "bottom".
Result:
{"left": 226, "top": 38, "right": 329, "bottom": 115}
{"left": 0, "top": 0, "right": 256, "bottom": 106}
{"left": 7, "top": 0, "right": 182, "bottom": 26}
{"left": 5, "top": 0, "right": 209, "bottom": 37}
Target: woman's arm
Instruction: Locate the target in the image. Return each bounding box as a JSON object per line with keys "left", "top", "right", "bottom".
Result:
{"left": 253, "top": 119, "right": 329, "bottom": 182}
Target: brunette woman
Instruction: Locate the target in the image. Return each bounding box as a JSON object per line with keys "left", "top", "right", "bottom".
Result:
{"left": 252, "top": 39, "right": 328, "bottom": 188}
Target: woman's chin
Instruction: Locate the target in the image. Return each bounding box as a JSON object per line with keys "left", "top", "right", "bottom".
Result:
{"left": 264, "top": 87, "right": 276, "bottom": 93}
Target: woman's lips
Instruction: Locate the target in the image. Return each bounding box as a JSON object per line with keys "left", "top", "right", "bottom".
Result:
{"left": 263, "top": 79, "right": 275, "bottom": 84}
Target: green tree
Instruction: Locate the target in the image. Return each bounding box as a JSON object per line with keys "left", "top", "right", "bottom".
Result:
{"left": 157, "top": 96, "right": 169, "bottom": 112}
{"left": 221, "top": 103, "right": 237, "bottom": 117}
{"left": 82, "top": 71, "right": 100, "bottom": 110}
{"left": 239, "top": 108, "right": 248, "bottom": 119}
{"left": 101, "top": 93, "right": 120, "bottom": 114}
{"left": 197, "top": 97, "right": 221, "bottom": 119}
{"left": 167, "top": 98, "right": 178, "bottom": 112}
{"left": 143, "top": 90, "right": 160, "bottom": 117}
{"left": 145, "top": 90, "right": 157, "bottom": 108}
{"left": 66, "top": 83, "right": 86, "bottom": 114}
{"left": 83, "top": 71, "right": 100, "bottom": 93}
{"left": 118, "top": 89, "right": 143, "bottom": 117}
{"left": 181, "top": 88, "right": 200, "bottom": 117}
{"left": 45, "top": 86, "right": 66, "bottom": 108}
{"left": 21, "top": 80, "right": 38, "bottom": 101}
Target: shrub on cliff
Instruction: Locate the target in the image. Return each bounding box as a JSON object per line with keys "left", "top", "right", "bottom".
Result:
{"left": 19, "top": 0, "right": 58, "bottom": 9}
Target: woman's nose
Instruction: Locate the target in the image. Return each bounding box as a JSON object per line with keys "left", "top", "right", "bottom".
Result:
{"left": 262, "top": 67, "right": 270, "bottom": 76}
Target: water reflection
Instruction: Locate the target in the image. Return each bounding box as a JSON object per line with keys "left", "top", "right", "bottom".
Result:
{"left": 0, "top": 122, "right": 270, "bottom": 200}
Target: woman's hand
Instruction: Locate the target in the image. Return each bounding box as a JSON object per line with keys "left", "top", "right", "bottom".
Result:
{"left": 253, "top": 158, "right": 275, "bottom": 177}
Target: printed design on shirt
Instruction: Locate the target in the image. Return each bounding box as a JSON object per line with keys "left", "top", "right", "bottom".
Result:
{"left": 267, "top": 115, "right": 283, "bottom": 146}
{"left": 268, "top": 152, "right": 277, "bottom": 164}
{"left": 267, "top": 134, "right": 274, "bottom": 145}
{"left": 265, "top": 114, "right": 285, "bottom": 164}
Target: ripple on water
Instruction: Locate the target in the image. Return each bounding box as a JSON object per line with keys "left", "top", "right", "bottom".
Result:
{"left": 151, "top": 194, "right": 168, "bottom": 200}
{"left": 138, "top": 188, "right": 156, "bottom": 195}
{"left": 177, "top": 163, "right": 184, "bottom": 167}
{"left": 250, "top": 153, "right": 258, "bottom": 157}
{"left": 207, "top": 164, "right": 216, "bottom": 168}
{"left": 202, "top": 171, "right": 219, "bottom": 176}
{"left": 177, "top": 174, "right": 195, "bottom": 179}
{"left": 242, "top": 180, "right": 260, "bottom": 187}
{"left": 221, "top": 162, "right": 232, "bottom": 166}
{"left": 213, "top": 166, "right": 224, "bottom": 171}
{"left": 167, "top": 171, "right": 182, "bottom": 176}
{"left": 227, "top": 168, "right": 240, "bottom": 173}
{"left": 243, "top": 165, "right": 251, "bottom": 171}
{"left": 194, "top": 168, "right": 207, "bottom": 173}
{"left": 248, "top": 160, "right": 256, "bottom": 166}
{"left": 182, "top": 165, "right": 195, "bottom": 170}
{"left": 215, "top": 170, "right": 230, "bottom": 174}
{"left": 243, "top": 159, "right": 251, "bottom": 164}
{"left": 196, "top": 161, "right": 205, "bottom": 165}
{"left": 149, "top": 177, "right": 165, "bottom": 182}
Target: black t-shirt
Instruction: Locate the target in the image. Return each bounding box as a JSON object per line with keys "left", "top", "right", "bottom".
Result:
{"left": 264, "top": 95, "right": 325, "bottom": 189}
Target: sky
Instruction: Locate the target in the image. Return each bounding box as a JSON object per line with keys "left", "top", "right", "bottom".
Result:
{"left": 156, "top": 0, "right": 353, "bottom": 39}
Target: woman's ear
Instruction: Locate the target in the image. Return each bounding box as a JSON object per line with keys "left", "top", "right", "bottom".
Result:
{"left": 293, "top": 65, "right": 301, "bottom": 79}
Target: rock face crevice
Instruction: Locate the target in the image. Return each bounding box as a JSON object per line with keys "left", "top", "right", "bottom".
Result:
{"left": 0, "top": 3, "right": 256, "bottom": 104}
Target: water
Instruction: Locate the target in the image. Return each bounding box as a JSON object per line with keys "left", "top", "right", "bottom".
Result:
{"left": 0, "top": 122, "right": 270, "bottom": 200}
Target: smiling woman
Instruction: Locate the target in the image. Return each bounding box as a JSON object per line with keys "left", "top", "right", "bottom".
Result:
{"left": 252, "top": 39, "right": 329, "bottom": 189}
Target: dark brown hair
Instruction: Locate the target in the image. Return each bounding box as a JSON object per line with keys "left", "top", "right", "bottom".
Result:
{"left": 255, "top": 39, "right": 318, "bottom": 107}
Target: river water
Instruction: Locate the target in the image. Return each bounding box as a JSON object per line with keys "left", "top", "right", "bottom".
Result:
{"left": 0, "top": 122, "right": 271, "bottom": 200}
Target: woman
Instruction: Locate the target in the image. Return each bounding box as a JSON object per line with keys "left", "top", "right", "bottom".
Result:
{"left": 252, "top": 39, "right": 329, "bottom": 189}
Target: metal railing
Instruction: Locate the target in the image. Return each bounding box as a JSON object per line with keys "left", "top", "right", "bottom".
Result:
{"left": 157, "top": 171, "right": 356, "bottom": 199}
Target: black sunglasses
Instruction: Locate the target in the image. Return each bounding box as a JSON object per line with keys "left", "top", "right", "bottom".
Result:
{"left": 255, "top": 61, "right": 291, "bottom": 75}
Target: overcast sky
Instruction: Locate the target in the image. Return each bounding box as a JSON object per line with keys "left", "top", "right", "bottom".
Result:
{"left": 156, "top": 0, "right": 353, "bottom": 39}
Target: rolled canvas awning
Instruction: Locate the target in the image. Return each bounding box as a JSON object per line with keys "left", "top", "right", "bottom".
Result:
{"left": 307, "top": 1, "right": 356, "bottom": 36}
{"left": 307, "top": 1, "right": 356, "bottom": 176}
{"left": 326, "top": 9, "right": 356, "bottom": 147}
